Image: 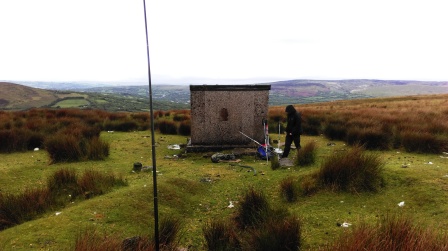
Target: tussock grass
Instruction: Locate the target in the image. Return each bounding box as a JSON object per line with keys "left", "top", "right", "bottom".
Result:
{"left": 316, "top": 145, "right": 384, "bottom": 192}
{"left": 269, "top": 94, "right": 448, "bottom": 153}
{"left": 247, "top": 215, "right": 301, "bottom": 251}
{"left": 234, "top": 188, "right": 271, "bottom": 229}
{"left": 74, "top": 229, "right": 124, "bottom": 251}
{"left": 296, "top": 141, "right": 317, "bottom": 166}
{"left": 401, "top": 130, "right": 447, "bottom": 153}
{"left": 204, "top": 187, "right": 302, "bottom": 251}
{"left": 45, "top": 134, "right": 109, "bottom": 163}
{"left": 75, "top": 217, "right": 182, "bottom": 251}
{"left": 280, "top": 176, "right": 299, "bottom": 202}
{"left": 203, "top": 220, "right": 242, "bottom": 251}
{"left": 47, "top": 168, "right": 79, "bottom": 202}
{"left": 157, "top": 120, "right": 178, "bottom": 135}
{"left": 0, "top": 168, "right": 126, "bottom": 231}
{"left": 270, "top": 153, "right": 281, "bottom": 170}
{"left": 322, "top": 215, "right": 448, "bottom": 251}
{"left": 0, "top": 187, "right": 52, "bottom": 230}
{"left": 158, "top": 216, "right": 183, "bottom": 250}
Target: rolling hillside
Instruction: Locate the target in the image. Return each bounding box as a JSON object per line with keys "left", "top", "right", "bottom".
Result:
{"left": 0, "top": 82, "right": 59, "bottom": 110}
{"left": 2, "top": 79, "right": 448, "bottom": 111}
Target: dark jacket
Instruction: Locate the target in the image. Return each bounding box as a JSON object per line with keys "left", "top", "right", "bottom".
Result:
{"left": 285, "top": 105, "right": 302, "bottom": 136}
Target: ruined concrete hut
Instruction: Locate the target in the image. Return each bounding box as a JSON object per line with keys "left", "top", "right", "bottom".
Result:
{"left": 187, "top": 84, "right": 271, "bottom": 152}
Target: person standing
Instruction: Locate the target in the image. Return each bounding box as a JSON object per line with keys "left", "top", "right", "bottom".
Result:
{"left": 282, "top": 105, "right": 302, "bottom": 158}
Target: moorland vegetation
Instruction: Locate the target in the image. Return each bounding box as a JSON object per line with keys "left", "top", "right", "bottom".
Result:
{"left": 0, "top": 94, "right": 447, "bottom": 250}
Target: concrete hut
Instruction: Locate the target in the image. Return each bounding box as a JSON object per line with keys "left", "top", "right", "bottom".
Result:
{"left": 187, "top": 84, "right": 271, "bottom": 152}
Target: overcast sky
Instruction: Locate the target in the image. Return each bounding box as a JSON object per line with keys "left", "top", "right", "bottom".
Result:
{"left": 1, "top": 0, "right": 447, "bottom": 85}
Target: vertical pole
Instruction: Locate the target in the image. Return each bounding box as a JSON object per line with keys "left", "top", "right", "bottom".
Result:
{"left": 278, "top": 122, "right": 280, "bottom": 151}
{"left": 264, "top": 119, "right": 269, "bottom": 164}
{"left": 142, "top": 1, "right": 159, "bottom": 250}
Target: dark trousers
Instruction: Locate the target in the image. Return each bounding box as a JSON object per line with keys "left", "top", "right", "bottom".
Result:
{"left": 282, "top": 134, "right": 301, "bottom": 158}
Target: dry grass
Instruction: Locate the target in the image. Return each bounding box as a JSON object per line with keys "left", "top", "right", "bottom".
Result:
{"left": 322, "top": 215, "right": 448, "bottom": 251}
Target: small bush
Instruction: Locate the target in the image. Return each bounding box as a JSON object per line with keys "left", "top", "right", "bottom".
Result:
{"left": 234, "top": 188, "right": 270, "bottom": 229}
{"left": 74, "top": 229, "right": 123, "bottom": 251}
{"left": 157, "top": 120, "right": 178, "bottom": 135}
{"left": 302, "top": 114, "right": 322, "bottom": 135}
{"left": 87, "top": 137, "right": 110, "bottom": 160}
{"left": 247, "top": 215, "right": 301, "bottom": 251}
{"left": 323, "top": 121, "right": 347, "bottom": 141}
{"left": 45, "top": 133, "right": 84, "bottom": 163}
{"left": 172, "top": 114, "right": 190, "bottom": 122}
{"left": 47, "top": 168, "right": 80, "bottom": 200}
{"left": 270, "top": 153, "right": 281, "bottom": 170}
{"left": 45, "top": 133, "right": 109, "bottom": 163}
{"left": 203, "top": 220, "right": 242, "bottom": 251}
{"left": 77, "top": 169, "right": 124, "bottom": 199}
{"left": 0, "top": 188, "right": 52, "bottom": 230}
{"left": 0, "top": 129, "right": 17, "bottom": 152}
{"left": 158, "top": 216, "right": 183, "bottom": 249}
{"left": 280, "top": 177, "right": 299, "bottom": 202}
{"left": 177, "top": 121, "right": 191, "bottom": 136}
{"left": 204, "top": 187, "right": 302, "bottom": 251}
{"left": 0, "top": 168, "right": 126, "bottom": 231}
{"left": 401, "top": 130, "right": 447, "bottom": 153}
{"left": 346, "top": 126, "right": 391, "bottom": 150}
{"left": 103, "top": 120, "right": 139, "bottom": 132}
{"left": 317, "top": 145, "right": 384, "bottom": 192}
{"left": 26, "top": 131, "right": 45, "bottom": 150}
{"left": 299, "top": 174, "right": 320, "bottom": 196}
{"left": 296, "top": 141, "right": 317, "bottom": 166}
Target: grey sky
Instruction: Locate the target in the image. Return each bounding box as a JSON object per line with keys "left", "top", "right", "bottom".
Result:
{"left": 1, "top": 0, "right": 447, "bottom": 85}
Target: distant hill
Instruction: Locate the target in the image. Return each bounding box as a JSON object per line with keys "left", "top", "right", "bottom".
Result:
{"left": 0, "top": 82, "right": 59, "bottom": 110}
{"left": 0, "top": 82, "right": 188, "bottom": 111}
{"left": 267, "top": 79, "right": 448, "bottom": 104}
{"left": 2, "top": 79, "right": 448, "bottom": 111}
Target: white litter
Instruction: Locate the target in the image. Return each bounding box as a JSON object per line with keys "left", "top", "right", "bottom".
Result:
{"left": 273, "top": 148, "right": 283, "bottom": 154}
{"left": 34, "top": 148, "right": 39, "bottom": 151}
{"left": 341, "top": 222, "right": 351, "bottom": 227}
{"left": 426, "top": 162, "right": 433, "bottom": 165}
{"left": 168, "top": 144, "right": 181, "bottom": 150}
{"left": 55, "top": 212, "right": 62, "bottom": 216}
{"left": 227, "top": 201, "right": 234, "bottom": 208}
{"left": 398, "top": 201, "right": 405, "bottom": 207}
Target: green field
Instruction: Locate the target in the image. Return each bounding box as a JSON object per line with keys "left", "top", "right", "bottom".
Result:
{"left": 52, "top": 98, "right": 90, "bottom": 108}
{"left": 1, "top": 130, "right": 447, "bottom": 250}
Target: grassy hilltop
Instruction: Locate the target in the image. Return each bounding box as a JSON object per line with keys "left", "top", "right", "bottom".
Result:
{"left": 3, "top": 79, "right": 448, "bottom": 112}
{"left": 0, "top": 94, "right": 447, "bottom": 250}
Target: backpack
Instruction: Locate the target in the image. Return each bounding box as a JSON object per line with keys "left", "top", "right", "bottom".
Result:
{"left": 257, "top": 144, "right": 274, "bottom": 160}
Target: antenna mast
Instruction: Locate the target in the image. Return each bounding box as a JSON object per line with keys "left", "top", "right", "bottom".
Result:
{"left": 142, "top": 1, "right": 159, "bottom": 250}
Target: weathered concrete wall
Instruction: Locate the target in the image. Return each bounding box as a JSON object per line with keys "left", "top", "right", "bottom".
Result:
{"left": 189, "top": 85, "right": 270, "bottom": 149}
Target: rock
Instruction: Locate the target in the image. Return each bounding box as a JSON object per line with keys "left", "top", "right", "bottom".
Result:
{"left": 279, "top": 158, "right": 294, "bottom": 167}
{"left": 133, "top": 162, "right": 143, "bottom": 172}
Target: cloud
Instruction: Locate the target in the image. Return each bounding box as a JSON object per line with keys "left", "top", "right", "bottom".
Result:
{"left": 1, "top": 0, "right": 448, "bottom": 83}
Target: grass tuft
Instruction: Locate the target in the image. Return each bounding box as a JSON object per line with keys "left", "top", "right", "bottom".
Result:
{"left": 316, "top": 145, "right": 384, "bottom": 192}
{"left": 280, "top": 176, "right": 299, "bottom": 202}
{"left": 324, "top": 215, "right": 448, "bottom": 251}
{"left": 234, "top": 187, "right": 270, "bottom": 229}
{"left": 296, "top": 141, "right": 317, "bottom": 166}
{"left": 203, "top": 220, "right": 242, "bottom": 251}
{"left": 0, "top": 168, "right": 126, "bottom": 231}
{"left": 247, "top": 215, "right": 301, "bottom": 251}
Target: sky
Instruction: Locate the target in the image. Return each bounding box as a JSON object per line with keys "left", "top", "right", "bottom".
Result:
{"left": 1, "top": 0, "right": 448, "bottom": 85}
